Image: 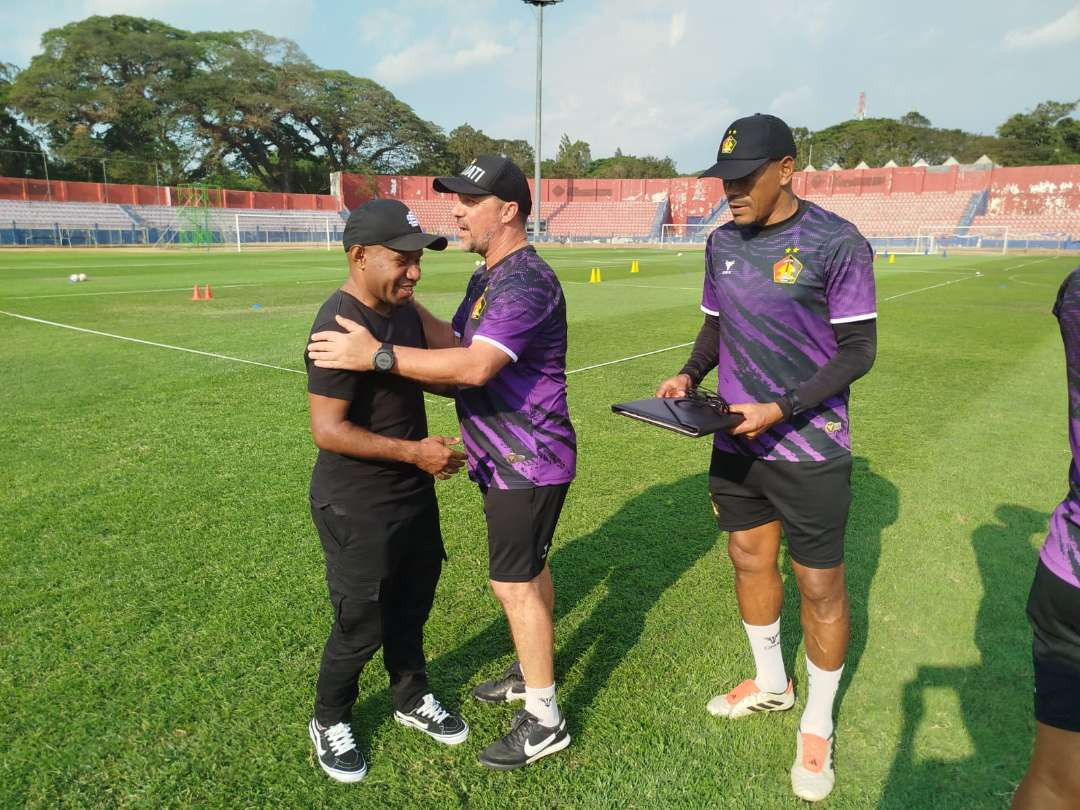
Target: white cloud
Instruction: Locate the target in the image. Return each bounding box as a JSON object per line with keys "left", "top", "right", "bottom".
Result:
{"left": 669, "top": 11, "right": 687, "bottom": 46}
{"left": 450, "top": 42, "right": 512, "bottom": 70}
{"left": 1003, "top": 5, "right": 1080, "bottom": 50}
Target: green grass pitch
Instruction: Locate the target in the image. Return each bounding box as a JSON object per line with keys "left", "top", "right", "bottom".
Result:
{"left": 1, "top": 245, "right": 1076, "bottom": 808}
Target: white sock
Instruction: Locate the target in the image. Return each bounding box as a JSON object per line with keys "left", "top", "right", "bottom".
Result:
{"left": 743, "top": 619, "right": 787, "bottom": 693}
{"left": 800, "top": 657, "right": 843, "bottom": 739}
{"left": 525, "top": 683, "right": 560, "bottom": 726}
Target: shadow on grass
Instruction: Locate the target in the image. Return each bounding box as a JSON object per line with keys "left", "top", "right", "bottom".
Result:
{"left": 351, "top": 472, "right": 719, "bottom": 747}
{"left": 776, "top": 456, "right": 896, "bottom": 708}
{"left": 878, "top": 504, "right": 1046, "bottom": 810}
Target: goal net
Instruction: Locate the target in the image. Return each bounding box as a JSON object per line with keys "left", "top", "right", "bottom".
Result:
{"left": 230, "top": 212, "right": 344, "bottom": 251}
{"left": 660, "top": 223, "right": 714, "bottom": 244}
{"left": 916, "top": 225, "right": 1009, "bottom": 255}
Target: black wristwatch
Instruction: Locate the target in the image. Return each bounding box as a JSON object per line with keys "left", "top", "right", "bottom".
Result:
{"left": 372, "top": 342, "right": 396, "bottom": 373}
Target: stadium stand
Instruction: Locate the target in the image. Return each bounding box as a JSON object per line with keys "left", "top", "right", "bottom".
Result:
{"left": 0, "top": 163, "right": 1077, "bottom": 249}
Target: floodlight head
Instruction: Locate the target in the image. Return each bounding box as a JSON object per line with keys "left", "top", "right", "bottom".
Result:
{"left": 522, "top": 1, "right": 563, "bottom": 6}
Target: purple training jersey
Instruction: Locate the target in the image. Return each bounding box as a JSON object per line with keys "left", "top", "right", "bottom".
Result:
{"left": 702, "top": 200, "right": 877, "bottom": 462}
{"left": 451, "top": 245, "right": 577, "bottom": 489}
{"left": 1042, "top": 267, "right": 1080, "bottom": 589}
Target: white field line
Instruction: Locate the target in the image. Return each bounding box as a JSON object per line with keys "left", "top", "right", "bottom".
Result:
{"left": 0, "top": 309, "right": 304, "bottom": 375}
{"left": 881, "top": 257, "right": 1050, "bottom": 302}
{"left": 3, "top": 257, "right": 1056, "bottom": 392}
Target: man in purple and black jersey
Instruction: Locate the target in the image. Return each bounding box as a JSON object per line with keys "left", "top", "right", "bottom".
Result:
{"left": 307, "top": 155, "right": 575, "bottom": 770}
{"left": 1012, "top": 267, "right": 1080, "bottom": 810}
{"left": 657, "top": 114, "right": 876, "bottom": 802}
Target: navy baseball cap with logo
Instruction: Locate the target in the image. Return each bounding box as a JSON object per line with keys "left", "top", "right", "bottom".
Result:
{"left": 433, "top": 154, "right": 532, "bottom": 219}
{"left": 342, "top": 198, "right": 447, "bottom": 252}
{"left": 700, "top": 114, "right": 798, "bottom": 180}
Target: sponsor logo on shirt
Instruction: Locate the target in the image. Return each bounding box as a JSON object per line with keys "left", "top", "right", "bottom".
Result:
{"left": 772, "top": 247, "right": 804, "bottom": 284}
{"left": 824, "top": 421, "right": 842, "bottom": 434}
{"left": 721, "top": 129, "right": 737, "bottom": 155}
{"left": 471, "top": 288, "right": 489, "bottom": 319}
{"left": 723, "top": 259, "right": 735, "bottom": 275}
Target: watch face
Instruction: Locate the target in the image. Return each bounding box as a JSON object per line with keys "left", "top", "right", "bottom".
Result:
{"left": 373, "top": 347, "right": 395, "bottom": 372}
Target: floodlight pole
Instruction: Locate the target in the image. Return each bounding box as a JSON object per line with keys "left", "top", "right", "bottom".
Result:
{"left": 523, "top": 0, "right": 562, "bottom": 243}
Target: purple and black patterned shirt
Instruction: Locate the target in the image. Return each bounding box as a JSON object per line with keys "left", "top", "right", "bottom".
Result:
{"left": 701, "top": 200, "right": 877, "bottom": 462}
{"left": 1043, "top": 267, "right": 1080, "bottom": 589}
{"left": 451, "top": 245, "right": 577, "bottom": 489}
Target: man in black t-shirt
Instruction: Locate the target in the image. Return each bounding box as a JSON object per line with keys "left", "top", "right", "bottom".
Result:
{"left": 303, "top": 199, "right": 469, "bottom": 784}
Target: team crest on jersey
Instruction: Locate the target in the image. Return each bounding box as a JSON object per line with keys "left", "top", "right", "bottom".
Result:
{"left": 505, "top": 452, "right": 526, "bottom": 464}
{"left": 772, "top": 247, "right": 803, "bottom": 284}
{"left": 470, "top": 288, "right": 489, "bottom": 319}
{"left": 721, "top": 130, "right": 737, "bottom": 154}
{"left": 824, "top": 421, "right": 843, "bottom": 434}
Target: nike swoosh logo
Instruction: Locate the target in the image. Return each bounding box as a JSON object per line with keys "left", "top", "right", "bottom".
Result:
{"left": 523, "top": 730, "right": 558, "bottom": 757}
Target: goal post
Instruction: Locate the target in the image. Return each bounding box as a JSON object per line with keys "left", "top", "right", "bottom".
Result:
{"left": 866, "top": 235, "right": 934, "bottom": 256}
{"left": 660, "top": 223, "right": 714, "bottom": 244}
{"left": 231, "top": 212, "right": 343, "bottom": 252}
{"left": 916, "top": 224, "right": 1009, "bottom": 255}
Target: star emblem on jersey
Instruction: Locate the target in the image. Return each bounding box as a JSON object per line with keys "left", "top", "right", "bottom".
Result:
{"left": 721, "top": 130, "right": 737, "bottom": 154}
{"left": 824, "top": 421, "right": 842, "bottom": 434}
{"left": 471, "top": 290, "right": 488, "bottom": 320}
{"left": 772, "top": 247, "right": 804, "bottom": 284}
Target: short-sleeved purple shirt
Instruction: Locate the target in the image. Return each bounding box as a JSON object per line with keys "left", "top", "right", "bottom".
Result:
{"left": 451, "top": 245, "right": 576, "bottom": 489}
{"left": 1043, "top": 267, "right": 1080, "bottom": 589}
{"left": 701, "top": 200, "right": 877, "bottom": 462}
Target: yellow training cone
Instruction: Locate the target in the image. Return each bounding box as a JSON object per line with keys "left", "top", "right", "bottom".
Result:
{"left": 887, "top": 253, "right": 896, "bottom": 265}
{"left": 631, "top": 260, "right": 639, "bottom": 273}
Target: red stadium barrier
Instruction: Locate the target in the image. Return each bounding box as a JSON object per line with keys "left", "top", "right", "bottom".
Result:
{"left": 0, "top": 177, "right": 339, "bottom": 211}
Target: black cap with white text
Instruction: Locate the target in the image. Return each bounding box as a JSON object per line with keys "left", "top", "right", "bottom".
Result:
{"left": 342, "top": 198, "right": 447, "bottom": 252}
{"left": 433, "top": 154, "right": 532, "bottom": 219}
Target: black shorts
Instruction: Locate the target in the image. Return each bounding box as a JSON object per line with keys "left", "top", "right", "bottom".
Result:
{"left": 1027, "top": 559, "right": 1080, "bottom": 732}
{"left": 708, "top": 449, "right": 852, "bottom": 569}
{"left": 482, "top": 484, "right": 570, "bottom": 582}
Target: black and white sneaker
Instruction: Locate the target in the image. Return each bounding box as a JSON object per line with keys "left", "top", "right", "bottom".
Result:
{"left": 471, "top": 660, "right": 526, "bottom": 704}
{"left": 393, "top": 693, "right": 469, "bottom": 745}
{"left": 308, "top": 718, "right": 367, "bottom": 783}
{"left": 478, "top": 709, "right": 570, "bottom": 770}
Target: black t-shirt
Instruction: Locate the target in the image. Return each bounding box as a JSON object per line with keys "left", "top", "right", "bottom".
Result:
{"left": 305, "top": 289, "right": 433, "bottom": 514}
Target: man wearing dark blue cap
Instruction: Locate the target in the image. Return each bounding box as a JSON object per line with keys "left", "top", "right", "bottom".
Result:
{"left": 303, "top": 198, "right": 469, "bottom": 783}
{"left": 656, "top": 114, "right": 877, "bottom": 802}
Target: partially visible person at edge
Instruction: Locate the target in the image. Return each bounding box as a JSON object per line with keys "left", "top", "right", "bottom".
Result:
{"left": 1011, "top": 266, "right": 1080, "bottom": 810}
{"left": 307, "top": 155, "right": 576, "bottom": 771}
{"left": 656, "top": 113, "right": 877, "bottom": 802}
{"left": 304, "top": 199, "right": 469, "bottom": 784}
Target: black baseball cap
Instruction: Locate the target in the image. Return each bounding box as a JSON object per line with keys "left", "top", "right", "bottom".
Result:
{"left": 342, "top": 199, "right": 447, "bottom": 252}
{"left": 433, "top": 154, "right": 532, "bottom": 219}
{"left": 700, "top": 114, "right": 797, "bottom": 180}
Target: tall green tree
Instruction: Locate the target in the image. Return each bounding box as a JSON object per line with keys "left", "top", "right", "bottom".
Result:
{"left": 587, "top": 151, "right": 677, "bottom": 178}
{"left": 542, "top": 134, "right": 592, "bottom": 177}
{"left": 996, "top": 100, "right": 1080, "bottom": 165}
{"left": 445, "top": 124, "right": 533, "bottom": 174}
{"left": 0, "top": 64, "right": 45, "bottom": 178}
{"left": 11, "top": 15, "right": 201, "bottom": 184}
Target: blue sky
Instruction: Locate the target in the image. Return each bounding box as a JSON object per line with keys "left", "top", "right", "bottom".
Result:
{"left": 2, "top": 0, "right": 1078, "bottom": 173}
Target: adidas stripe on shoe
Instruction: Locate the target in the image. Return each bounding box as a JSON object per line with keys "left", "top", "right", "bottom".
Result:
{"left": 706, "top": 678, "right": 795, "bottom": 719}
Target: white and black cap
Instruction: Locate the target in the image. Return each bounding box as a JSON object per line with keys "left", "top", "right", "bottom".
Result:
{"left": 433, "top": 154, "right": 532, "bottom": 219}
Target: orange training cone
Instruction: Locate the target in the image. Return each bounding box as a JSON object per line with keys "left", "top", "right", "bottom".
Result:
{"left": 191, "top": 284, "right": 202, "bottom": 300}
{"left": 203, "top": 284, "right": 213, "bottom": 300}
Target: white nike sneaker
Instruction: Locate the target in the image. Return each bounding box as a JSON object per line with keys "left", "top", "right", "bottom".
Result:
{"left": 790, "top": 731, "right": 835, "bottom": 802}
{"left": 706, "top": 678, "right": 795, "bottom": 719}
